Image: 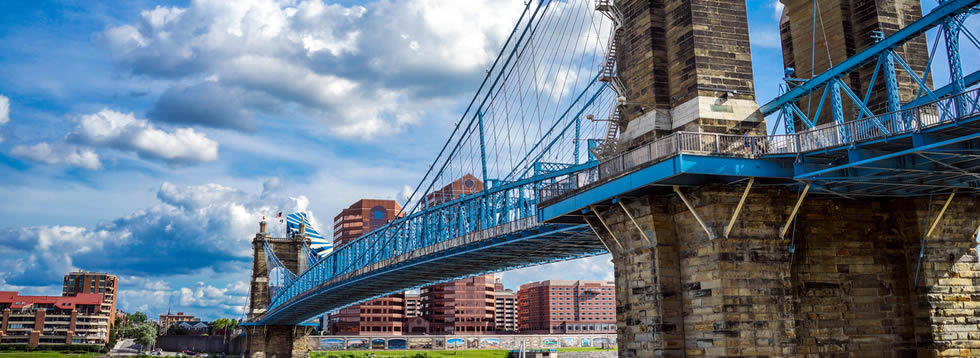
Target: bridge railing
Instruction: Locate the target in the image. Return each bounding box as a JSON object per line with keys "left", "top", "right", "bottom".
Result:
{"left": 539, "top": 88, "right": 980, "bottom": 203}
{"left": 265, "top": 163, "right": 599, "bottom": 311}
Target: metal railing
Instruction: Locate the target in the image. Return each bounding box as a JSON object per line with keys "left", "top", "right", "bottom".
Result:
{"left": 539, "top": 88, "right": 980, "bottom": 202}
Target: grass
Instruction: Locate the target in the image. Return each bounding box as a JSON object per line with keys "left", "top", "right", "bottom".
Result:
{"left": 0, "top": 352, "right": 104, "bottom": 358}
{"left": 311, "top": 347, "right": 615, "bottom": 358}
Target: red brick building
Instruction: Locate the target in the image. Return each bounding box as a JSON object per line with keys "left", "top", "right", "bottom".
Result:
{"left": 62, "top": 271, "right": 117, "bottom": 332}
{"left": 517, "top": 280, "right": 616, "bottom": 334}
{"left": 332, "top": 199, "right": 406, "bottom": 335}
{"left": 0, "top": 292, "right": 109, "bottom": 347}
{"left": 422, "top": 275, "right": 496, "bottom": 335}
{"left": 425, "top": 174, "right": 483, "bottom": 206}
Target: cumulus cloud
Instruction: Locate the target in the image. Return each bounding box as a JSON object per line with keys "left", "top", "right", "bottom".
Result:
{"left": 103, "top": 0, "right": 527, "bottom": 138}
{"left": 69, "top": 108, "right": 219, "bottom": 164}
{"left": 147, "top": 82, "right": 256, "bottom": 132}
{"left": 10, "top": 142, "right": 103, "bottom": 170}
{"left": 0, "top": 181, "right": 317, "bottom": 288}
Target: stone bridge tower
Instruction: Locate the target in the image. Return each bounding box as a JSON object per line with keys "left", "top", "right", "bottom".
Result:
{"left": 245, "top": 220, "right": 313, "bottom": 358}
{"left": 595, "top": 0, "right": 980, "bottom": 357}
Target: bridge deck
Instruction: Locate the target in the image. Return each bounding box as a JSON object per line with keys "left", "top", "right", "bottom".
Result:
{"left": 255, "top": 218, "right": 604, "bottom": 324}
{"left": 539, "top": 89, "right": 980, "bottom": 222}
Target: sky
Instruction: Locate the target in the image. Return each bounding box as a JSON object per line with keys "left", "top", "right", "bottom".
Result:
{"left": 0, "top": 0, "right": 972, "bottom": 321}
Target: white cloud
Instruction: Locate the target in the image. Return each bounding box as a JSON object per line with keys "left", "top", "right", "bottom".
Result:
{"left": 0, "top": 94, "right": 9, "bottom": 125}
{"left": 70, "top": 108, "right": 219, "bottom": 164}
{"left": 103, "top": 0, "right": 527, "bottom": 139}
{"left": 10, "top": 142, "right": 103, "bottom": 170}
{"left": 0, "top": 181, "right": 317, "bottom": 289}
{"left": 0, "top": 94, "right": 8, "bottom": 143}
{"left": 751, "top": 29, "right": 782, "bottom": 49}
{"left": 770, "top": 0, "right": 785, "bottom": 20}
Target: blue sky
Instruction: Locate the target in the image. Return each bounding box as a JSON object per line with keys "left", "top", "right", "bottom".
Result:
{"left": 0, "top": 0, "right": 971, "bottom": 321}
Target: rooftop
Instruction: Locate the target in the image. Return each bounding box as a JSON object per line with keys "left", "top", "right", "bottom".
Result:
{"left": 0, "top": 291, "right": 102, "bottom": 309}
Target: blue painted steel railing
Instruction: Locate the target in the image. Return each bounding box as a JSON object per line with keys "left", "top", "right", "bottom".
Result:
{"left": 540, "top": 88, "right": 980, "bottom": 203}
{"left": 266, "top": 162, "right": 594, "bottom": 310}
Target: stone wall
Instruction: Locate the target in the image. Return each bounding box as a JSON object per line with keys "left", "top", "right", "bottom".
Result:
{"left": 590, "top": 186, "right": 979, "bottom": 357}
{"left": 157, "top": 335, "right": 244, "bottom": 354}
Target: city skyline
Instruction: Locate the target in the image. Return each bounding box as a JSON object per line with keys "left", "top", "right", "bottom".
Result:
{"left": 0, "top": 0, "right": 975, "bottom": 322}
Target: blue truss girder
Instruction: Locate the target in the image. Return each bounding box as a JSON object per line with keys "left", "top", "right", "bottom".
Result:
{"left": 760, "top": 0, "right": 980, "bottom": 115}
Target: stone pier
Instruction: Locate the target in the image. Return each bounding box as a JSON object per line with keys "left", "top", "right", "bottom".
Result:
{"left": 587, "top": 186, "right": 979, "bottom": 357}
{"left": 244, "top": 221, "right": 313, "bottom": 358}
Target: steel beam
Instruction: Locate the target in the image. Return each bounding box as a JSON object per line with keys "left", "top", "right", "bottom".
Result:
{"left": 673, "top": 186, "right": 714, "bottom": 240}
{"left": 724, "top": 177, "right": 755, "bottom": 238}
{"left": 589, "top": 205, "right": 625, "bottom": 250}
{"left": 617, "top": 199, "right": 654, "bottom": 245}
{"left": 760, "top": 0, "right": 980, "bottom": 115}
{"left": 780, "top": 183, "right": 811, "bottom": 239}
{"left": 927, "top": 189, "right": 957, "bottom": 238}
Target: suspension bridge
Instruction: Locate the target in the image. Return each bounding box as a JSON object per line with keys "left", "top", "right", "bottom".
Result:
{"left": 243, "top": 0, "right": 980, "bottom": 356}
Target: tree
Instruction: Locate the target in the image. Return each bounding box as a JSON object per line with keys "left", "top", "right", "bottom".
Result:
{"left": 167, "top": 325, "right": 191, "bottom": 336}
{"left": 129, "top": 312, "right": 148, "bottom": 325}
{"left": 134, "top": 323, "right": 157, "bottom": 354}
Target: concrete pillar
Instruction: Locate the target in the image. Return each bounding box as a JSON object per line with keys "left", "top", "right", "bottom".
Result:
{"left": 244, "top": 325, "right": 312, "bottom": 358}
{"left": 592, "top": 186, "right": 979, "bottom": 357}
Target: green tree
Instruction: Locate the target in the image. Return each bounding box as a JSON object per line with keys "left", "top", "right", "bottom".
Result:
{"left": 134, "top": 323, "right": 157, "bottom": 353}
{"left": 129, "top": 312, "right": 148, "bottom": 325}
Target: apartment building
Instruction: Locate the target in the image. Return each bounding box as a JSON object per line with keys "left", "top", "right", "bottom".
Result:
{"left": 517, "top": 280, "right": 616, "bottom": 334}
{"left": 62, "top": 271, "right": 117, "bottom": 329}
{"left": 0, "top": 292, "right": 109, "bottom": 347}
{"left": 159, "top": 312, "right": 196, "bottom": 333}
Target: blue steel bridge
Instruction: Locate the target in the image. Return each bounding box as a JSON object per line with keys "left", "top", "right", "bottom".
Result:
{"left": 249, "top": 0, "right": 980, "bottom": 326}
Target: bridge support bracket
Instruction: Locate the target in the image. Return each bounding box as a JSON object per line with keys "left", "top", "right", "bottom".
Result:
{"left": 724, "top": 177, "right": 755, "bottom": 238}
{"left": 780, "top": 183, "right": 811, "bottom": 239}
{"left": 673, "top": 186, "right": 715, "bottom": 240}
{"left": 585, "top": 212, "right": 623, "bottom": 253}
{"left": 616, "top": 199, "right": 655, "bottom": 245}
{"left": 589, "top": 205, "right": 626, "bottom": 251}
{"left": 927, "top": 189, "right": 957, "bottom": 238}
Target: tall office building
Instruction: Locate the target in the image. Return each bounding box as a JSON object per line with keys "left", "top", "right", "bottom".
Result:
{"left": 422, "top": 275, "right": 496, "bottom": 335}
{"left": 517, "top": 280, "right": 616, "bottom": 334}
{"left": 425, "top": 174, "right": 483, "bottom": 206}
{"left": 493, "top": 279, "right": 517, "bottom": 333}
{"left": 778, "top": 0, "right": 930, "bottom": 127}
{"left": 332, "top": 199, "right": 406, "bottom": 335}
{"left": 62, "top": 271, "right": 117, "bottom": 330}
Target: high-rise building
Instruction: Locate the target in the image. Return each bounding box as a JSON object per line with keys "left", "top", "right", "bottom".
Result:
{"left": 332, "top": 199, "right": 406, "bottom": 335}
{"left": 425, "top": 174, "right": 483, "bottom": 206}
{"left": 333, "top": 199, "right": 403, "bottom": 246}
{"left": 422, "top": 275, "right": 496, "bottom": 335}
{"left": 778, "top": 0, "right": 929, "bottom": 127}
{"left": 0, "top": 291, "right": 109, "bottom": 347}
{"left": 62, "top": 271, "right": 117, "bottom": 330}
{"left": 517, "top": 280, "right": 616, "bottom": 334}
{"left": 404, "top": 293, "right": 421, "bottom": 318}
{"left": 493, "top": 279, "right": 517, "bottom": 333}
